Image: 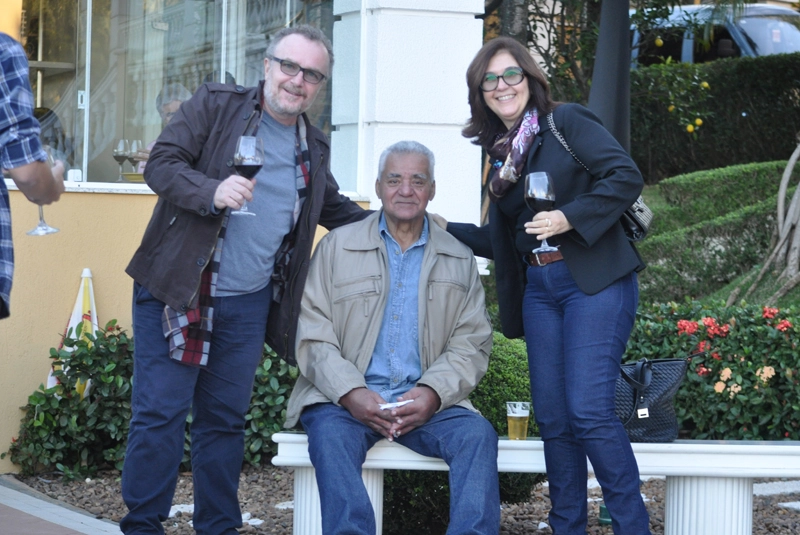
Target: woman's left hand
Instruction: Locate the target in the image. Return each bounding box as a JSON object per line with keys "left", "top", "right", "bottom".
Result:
{"left": 525, "top": 210, "right": 572, "bottom": 241}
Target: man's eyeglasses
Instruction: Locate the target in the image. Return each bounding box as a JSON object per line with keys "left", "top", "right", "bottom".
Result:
{"left": 480, "top": 67, "right": 525, "bottom": 92}
{"left": 267, "top": 55, "right": 327, "bottom": 85}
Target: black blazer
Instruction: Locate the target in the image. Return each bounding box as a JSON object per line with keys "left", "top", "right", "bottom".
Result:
{"left": 449, "top": 103, "right": 645, "bottom": 338}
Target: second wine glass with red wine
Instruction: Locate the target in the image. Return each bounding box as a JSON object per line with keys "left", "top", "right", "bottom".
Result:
{"left": 524, "top": 171, "right": 559, "bottom": 254}
{"left": 231, "top": 136, "right": 264, "bottom": 216}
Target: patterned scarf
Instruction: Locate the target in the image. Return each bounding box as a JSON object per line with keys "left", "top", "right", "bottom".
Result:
{"left": 272, "top": 115, "right": 311, "bottom": 304}
{"left": 487, "top": 108, "right": 540, "bottom": 200}
{"left": 161, "top": 114, "right": 312, "bottom": 367}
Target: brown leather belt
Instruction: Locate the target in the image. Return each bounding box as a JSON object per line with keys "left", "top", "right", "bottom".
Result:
{"left": 525, "top": 250, "right": 564, "bottom": 267}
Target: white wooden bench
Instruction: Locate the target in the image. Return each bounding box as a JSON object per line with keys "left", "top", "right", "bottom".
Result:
{"left": 272, "top": 431, "right": 800, "bottom": 535}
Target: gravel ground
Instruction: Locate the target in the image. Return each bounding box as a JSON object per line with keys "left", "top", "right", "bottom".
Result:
{"left": 16, "top": 467, "right": 800, "bottom": 534}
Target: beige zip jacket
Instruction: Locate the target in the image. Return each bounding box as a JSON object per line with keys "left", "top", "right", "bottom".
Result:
{"left": 284, "top": 211, "right": 493, "bottom": 428}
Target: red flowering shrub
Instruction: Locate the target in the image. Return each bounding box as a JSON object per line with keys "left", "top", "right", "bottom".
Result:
{"left": 677, "top": 319, "right": 698, "bottom": 335}
{"left": 627, "top": 302, "right": 800, "bottom": 441}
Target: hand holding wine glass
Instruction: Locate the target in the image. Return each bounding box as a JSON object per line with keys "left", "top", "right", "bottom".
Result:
{"left": 231, "top": 136, "right": 264, "bottom": 216}
{"left": 27, "top": 148, "right": 60, "bottom": 236}
{"left": 524, "top": 172, "right": 558, "bottom": 254}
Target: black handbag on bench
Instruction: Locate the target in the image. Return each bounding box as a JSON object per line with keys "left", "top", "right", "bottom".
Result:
{"left": 614, "top": 354, "right": 702, "bottom": 443}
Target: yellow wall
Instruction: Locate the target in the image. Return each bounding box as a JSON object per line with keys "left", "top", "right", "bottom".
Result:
{"left": 0, "top": 189, "right": 157, "bottom": 473}
{"left": 0, "top": 189, "right": 367, "bottom": 473}
{"left": 0, "top": 2, "right": 22, "bottom": 41}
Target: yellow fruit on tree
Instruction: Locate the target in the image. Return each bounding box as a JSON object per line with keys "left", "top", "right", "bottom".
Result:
{"left": 695, "top": 118, "right": 703, "bottom": 126}
{"left": 655, "top": 37, "right": 664, "bottom": 47}
{"left": 668, "top": 105, "right": 675, "bottom": 112}
{"left": 701, "top": 81, "right": 710, "bottom": 89}
{"left": 686, "top": 124, "right": 695, "bottom": 133}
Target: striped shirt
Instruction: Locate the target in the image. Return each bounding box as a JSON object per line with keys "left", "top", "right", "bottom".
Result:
{"left": 0, "top": 33, "right": 47, "bottom": 318}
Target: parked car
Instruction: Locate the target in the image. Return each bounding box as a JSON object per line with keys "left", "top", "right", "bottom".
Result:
{"left": 631, "top": 3, "right": 800, "bottom": 67}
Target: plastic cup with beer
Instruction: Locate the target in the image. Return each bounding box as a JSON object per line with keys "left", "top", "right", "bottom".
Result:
{"left": 506, "top": 401, "right": 530, "bottom": 440}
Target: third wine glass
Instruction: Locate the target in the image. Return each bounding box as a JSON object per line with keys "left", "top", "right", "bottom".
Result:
{"left": 127, "top": 139, "right": 143, "bottom": 173}
{"left": 524, "top": 171, "right": 559, "bottom": 254}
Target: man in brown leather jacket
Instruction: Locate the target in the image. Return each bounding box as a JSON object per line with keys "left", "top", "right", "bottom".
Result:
{"left": 121, "top": 25, "right": 367, "bottom": 535}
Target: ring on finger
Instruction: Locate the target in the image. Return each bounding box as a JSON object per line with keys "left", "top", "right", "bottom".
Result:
{"left": 546, "top": 218, "right": 552, "bottom": 228}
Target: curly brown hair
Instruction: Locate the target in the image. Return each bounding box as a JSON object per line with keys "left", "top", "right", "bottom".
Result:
{"left": 462, "top": 37, "right": 557, "bottom": 150}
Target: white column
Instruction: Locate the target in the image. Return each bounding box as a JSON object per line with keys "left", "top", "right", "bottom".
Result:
{"left": 331, "top": 0, "right": 485, "bottom": 226}
{"left": 664, "top": 476, "right": 753, "bottom": 535}
{"left": 362, "top": 468, "right": 385, "bottom": 535}
{"left": 291, "top": 465, "right": 387, "bottom": 535}
{"left": 292, "top": 467, "right": 323, "bottom": 535}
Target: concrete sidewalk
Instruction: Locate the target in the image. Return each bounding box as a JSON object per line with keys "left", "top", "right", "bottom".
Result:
{"left": 0, "top": 475, "right": 121, "bottom": 535}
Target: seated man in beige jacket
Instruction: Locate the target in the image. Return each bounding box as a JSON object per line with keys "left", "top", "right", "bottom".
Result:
{"left": 284, "top": 140, "right": 499, "bottom": 535}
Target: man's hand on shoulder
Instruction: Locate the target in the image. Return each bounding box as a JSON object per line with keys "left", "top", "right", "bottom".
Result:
{"left": 213, "top": 174, "right": 256, "bottom": 210}
{"left": 338, "top": 387, "right": 397, "bottom": 440}
{"left": 388, "top": 385, "right": 440, "bottom": 439}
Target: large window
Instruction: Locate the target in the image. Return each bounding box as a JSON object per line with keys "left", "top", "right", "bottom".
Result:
{"left": 19, "top": 0, "right": 333, "bottom": 183}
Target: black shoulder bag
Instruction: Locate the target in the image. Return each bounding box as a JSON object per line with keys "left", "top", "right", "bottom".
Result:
{"left": 545, "top": 112, "right": 653, "bottom": 242}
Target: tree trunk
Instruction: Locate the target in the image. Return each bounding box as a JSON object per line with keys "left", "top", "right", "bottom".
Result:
{"left": 500, "top": 0, "right": 528, "bottom": 44}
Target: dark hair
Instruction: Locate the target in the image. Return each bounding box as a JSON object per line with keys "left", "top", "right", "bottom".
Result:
{"left": 462, "top": 37, "right": 557, "bottom": 150}
{"left": 266, "top": 25, "right": 334, "bottom": 71}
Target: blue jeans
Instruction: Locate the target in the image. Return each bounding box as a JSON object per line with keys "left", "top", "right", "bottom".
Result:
{"left": 120, "top": 283, "right": 270, "bottom": 535}
{"left": 300, "top": 403, "right": 500, "bottom": 535}
{"left": 522, "top": 262, "right": 650, "bottom": 535}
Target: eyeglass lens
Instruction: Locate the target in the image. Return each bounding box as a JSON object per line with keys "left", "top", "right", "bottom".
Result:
{"left": 481, "top": 68, "right": 524, "bottom": 91}
{"left": 271, "top": 56, "right": 325, "bottom": 84}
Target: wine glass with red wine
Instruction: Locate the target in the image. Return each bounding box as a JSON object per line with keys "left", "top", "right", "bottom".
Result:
{"left": 231, "top": 136, "right": 264, "bottom": 216}
{"left": 127, "top": 139, "right": 143, "bottom": 172}
{"left": 524, "top": 171, "right": 559, "bottom": 254}
{"left": 112, "top": 139, "right": 130, "bottom": 182}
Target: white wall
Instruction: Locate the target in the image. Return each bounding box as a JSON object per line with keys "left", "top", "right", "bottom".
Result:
{"left": 331, "top": 0, "right": 485, "bottom": 226}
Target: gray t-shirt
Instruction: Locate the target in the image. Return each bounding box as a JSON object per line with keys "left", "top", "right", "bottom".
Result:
{"left": 216, "top": 112, "right": 297, "bottom": 295}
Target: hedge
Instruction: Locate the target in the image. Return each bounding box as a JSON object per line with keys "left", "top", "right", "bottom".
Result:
{"left": 631, "top": 52, "right": 800, "bottom": 183}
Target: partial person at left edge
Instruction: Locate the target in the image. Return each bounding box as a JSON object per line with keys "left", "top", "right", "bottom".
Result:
{"left": 121, "top": 25, "right": 369, "bottom": 535}
{"left": 0, "top": 33, "right": 65, "bottom": 319}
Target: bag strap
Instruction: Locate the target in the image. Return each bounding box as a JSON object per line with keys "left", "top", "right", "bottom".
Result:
{"left": 546, "top": 112, "right": 589, "bottom": 172}
{"left": 620, "top": 358, "right": 652, "bottom": 391}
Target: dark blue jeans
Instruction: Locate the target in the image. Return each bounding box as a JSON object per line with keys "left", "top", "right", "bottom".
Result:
{"left": 120, "top": 283, "right": 270, "bottom": 535}
{"left": 300, "top": 403, "right": 500, "bottom": 535}
{"left": 522, "top": 262, "right": 650, "bottom": 535}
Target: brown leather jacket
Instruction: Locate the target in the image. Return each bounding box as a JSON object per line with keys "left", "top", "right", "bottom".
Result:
{"left": 126, "top": 81, "right": 367, "bottom": 362}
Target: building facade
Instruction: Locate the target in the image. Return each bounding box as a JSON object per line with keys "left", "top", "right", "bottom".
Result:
{"left": 0, "top": 0, "right": 484, "bottom": 472}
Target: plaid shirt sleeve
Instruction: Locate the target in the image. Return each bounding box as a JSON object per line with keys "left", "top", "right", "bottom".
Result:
{"left": 0, "top": 33, "right": 46, "bottom": 171}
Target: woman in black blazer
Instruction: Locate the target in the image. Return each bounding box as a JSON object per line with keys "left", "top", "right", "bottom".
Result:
{"left": 448, "top": 37, "right": 650, "bottom": 535}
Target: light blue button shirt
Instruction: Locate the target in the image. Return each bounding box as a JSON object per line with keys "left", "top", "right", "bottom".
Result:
{"left": 365, "top": 214, "right": 429, "bottom": 402}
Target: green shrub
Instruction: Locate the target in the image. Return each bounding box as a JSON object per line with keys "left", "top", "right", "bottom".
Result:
{"left": 631, "top": 52, "right": 800, "bottom": 183}
{"left": 244, "top": 345, "right": 298, "bottom": 466}
{"left": 638, "top": 197, "right": 778, "bottom": 303}
{"left": 626, "top": 301, "right": 800, "bottom": 440}
{"left": 2, "top": 321, "right": 134, "bottom": 479}
{"left": 657, "top": 161, "right": 798, "bottom": 226}
{"left": 4, "top": 325, "right": 295, "bottom": 478}
{"left": 383, "top": 333, "right": 543, "bottom": 535}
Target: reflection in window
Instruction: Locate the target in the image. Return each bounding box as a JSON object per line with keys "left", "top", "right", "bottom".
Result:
{"left": 737, "top": 15, "right": 800, "bottom": 57}
{"left": 20, "top": 0, "right": 333, "bottom": 183}
{"left": 21, "top": 0, "right": 79, "bottom": 170}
